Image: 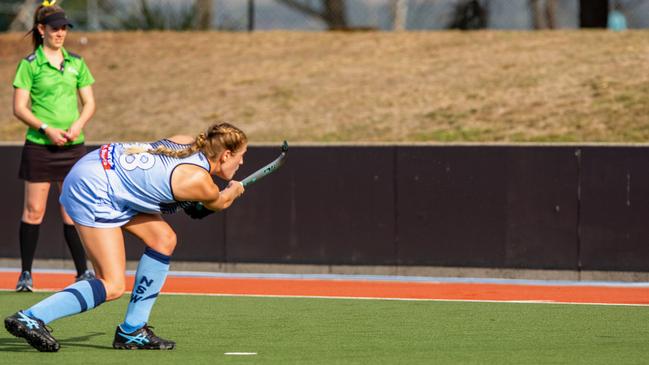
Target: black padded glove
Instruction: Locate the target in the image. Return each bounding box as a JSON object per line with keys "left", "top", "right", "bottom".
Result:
{"left": 183, "top": 202, "right": 215, "bottom": 219}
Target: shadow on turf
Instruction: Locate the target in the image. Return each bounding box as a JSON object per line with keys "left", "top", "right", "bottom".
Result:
{"left": 0, "top": 337, "right": 32, "bottom": 352}
{"left": 0, "top": 332, "right": 109, "bottom": 352}
{"left": 60, "top": 332, "right": 111, "bottom": 350}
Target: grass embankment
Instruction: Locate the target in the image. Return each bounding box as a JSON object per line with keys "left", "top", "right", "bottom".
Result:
{"left": 0, "top": 31, "right": 647, "bottom": 143}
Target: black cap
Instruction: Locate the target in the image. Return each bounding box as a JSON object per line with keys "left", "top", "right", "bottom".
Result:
{"left": 41, "top": 12, "right": 74, "bottom": 28}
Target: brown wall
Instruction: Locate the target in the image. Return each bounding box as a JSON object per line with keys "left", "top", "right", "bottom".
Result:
{"left": 0, "top": 144, "right": 647, "bottom": 272}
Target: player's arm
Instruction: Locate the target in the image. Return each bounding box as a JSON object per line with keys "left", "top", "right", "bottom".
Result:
{"left": 171, "top": 164, "right": 244, "bottom": 212}
{"left": 201, "top": 180, "right": 244, "bottom": 211}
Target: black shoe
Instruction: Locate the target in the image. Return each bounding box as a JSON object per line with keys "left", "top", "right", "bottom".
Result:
{"left": 4, "top": 311, "right": 60, "bottom": 352}
{"left": 113, "top": 324, "right": 175, "bottom": 350}
{"left": 15, "top": 271, "right": 33, "bottom": 292}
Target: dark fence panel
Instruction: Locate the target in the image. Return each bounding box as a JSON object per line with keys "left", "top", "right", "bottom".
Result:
{"left": 396, "top": 147, "right": 509, "bottom": 267}
{"left": 396, "top": 146, "right": 579, "bottom": 269}
{"left": 225, "top": 146, "right": 396, "bottom": 265}
{"left": 579, "top": 147, "right": 649, "bottom": 271}
{"left": 502, "top": 147, "right": 579, "bottom": 269}
{"left": 1, "top": 144, "right": 649, "bottom": 272}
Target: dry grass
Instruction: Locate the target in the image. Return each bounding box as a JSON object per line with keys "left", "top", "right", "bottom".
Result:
{"left": 1, "top": 30, "right": 648, "bottom": 143}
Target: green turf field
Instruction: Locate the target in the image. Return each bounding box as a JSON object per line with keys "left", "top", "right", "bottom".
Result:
{"left": 1, "top": 292, "right": 648, "bottom": 364}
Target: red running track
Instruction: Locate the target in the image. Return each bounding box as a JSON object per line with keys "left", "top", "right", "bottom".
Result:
{"left": 1, "top": 271, "right": 648, "bottom": 306}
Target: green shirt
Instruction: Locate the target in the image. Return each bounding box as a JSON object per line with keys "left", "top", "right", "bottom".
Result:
{"left": 13, "top": 45, "right": 95, "bottom": 145}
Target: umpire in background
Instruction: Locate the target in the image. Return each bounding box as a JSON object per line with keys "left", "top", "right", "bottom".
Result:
{"left": 12, "top": 0, "right": 95, "bottom": 291}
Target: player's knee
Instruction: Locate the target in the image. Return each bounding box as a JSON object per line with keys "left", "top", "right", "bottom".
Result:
{"left": 153, "top": 230, "right": 177, "bottom": 256}
{"left": 23, "top": 203, "right": 46, "bottom": 224}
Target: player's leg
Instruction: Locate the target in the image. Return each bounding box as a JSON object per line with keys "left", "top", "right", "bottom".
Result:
{"left": 16, "top": 181, "right": 50, "bottom": 292}
{"left": 4, "top": 225, "right": 123, "bottom": 352}
{"left": 113, "top": 213, "right": 176, "bottom": 350}
{"left": 56, "top": 181, "right": 93, "bottom": 280}
{"left": 73, "top": 224, "right": 127, "bottom": 301}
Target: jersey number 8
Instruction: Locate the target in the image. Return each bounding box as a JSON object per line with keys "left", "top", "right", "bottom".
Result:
{"left": 119, "top": 152, "right": 155, "bottom": 171}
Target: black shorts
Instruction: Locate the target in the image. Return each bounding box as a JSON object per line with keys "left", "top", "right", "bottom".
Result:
{"left": 18, "top": 141, "right": 87, "bottom": 182}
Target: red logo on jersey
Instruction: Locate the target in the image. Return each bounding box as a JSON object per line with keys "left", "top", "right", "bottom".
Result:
{"left": 99, "top": 144, "right": 115, "bottom": 170}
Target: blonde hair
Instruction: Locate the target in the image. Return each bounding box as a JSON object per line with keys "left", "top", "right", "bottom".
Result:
{"left": 128, "top": 122, "right": 247, "bottom": 160}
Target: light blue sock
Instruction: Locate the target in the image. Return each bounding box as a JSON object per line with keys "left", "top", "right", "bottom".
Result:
{"left": 120, "top": 247, "right": 170, "bottom": 333}
{"left": 25, "top": 279, "right": 106, "bottom": 324}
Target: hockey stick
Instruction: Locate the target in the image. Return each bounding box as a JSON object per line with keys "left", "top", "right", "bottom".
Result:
{"left": 241, "top": 140, "right": 288, "bottom": 187}
{"left": 185, "top": 141, "right": 288, "bottom": 219}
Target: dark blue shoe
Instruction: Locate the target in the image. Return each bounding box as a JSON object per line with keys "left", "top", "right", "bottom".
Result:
{"left": 4, "top": 311, "right": 59, "bottom": 352}
{"left": 15, "top": 271, "right": 33, "bottom": 292}
{"left": 113, "top": 324, "right": 175, "bottom": 350}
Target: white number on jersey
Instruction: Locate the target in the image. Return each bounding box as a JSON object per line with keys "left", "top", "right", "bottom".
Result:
{"left": 119, "top": 152, "right": 155, "bottom": 171}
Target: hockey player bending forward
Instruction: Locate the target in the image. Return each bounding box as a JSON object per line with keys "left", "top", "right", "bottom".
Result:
{"left": 4, "top": 122, "right": 247, "bottom": 351}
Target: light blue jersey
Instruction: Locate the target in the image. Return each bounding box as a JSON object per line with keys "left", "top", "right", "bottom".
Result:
{"left": 60, "top": 139, "right": 211, "bottom": 227}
